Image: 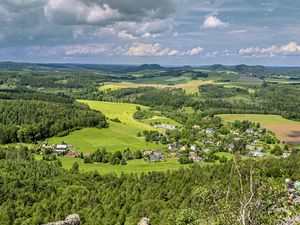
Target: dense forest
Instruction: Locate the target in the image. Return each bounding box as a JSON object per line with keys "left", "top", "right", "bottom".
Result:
{"left": 0, "top": 146, "right": 299, "bottom": 225}
{"left": 0, "top": 90, "right": 107, "bottom": 144}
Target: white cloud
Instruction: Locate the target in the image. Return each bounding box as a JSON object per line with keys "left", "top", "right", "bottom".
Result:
{"left": 63, "top": 44, "right": 108, "bottom": 56}
{"left": 201, "top": 15, "right": 229, "bottom": 29}
{"left": 126, "top": 43, "right": 203, "bottom": 57}
{"left": 185, "top": 47, "right": 203, "bottom": 56}
{"left": 126, "top": 43, "right": 161, "bottom": 56}
{"left": 239, "top": 42, "right": 300, "bottom": 57}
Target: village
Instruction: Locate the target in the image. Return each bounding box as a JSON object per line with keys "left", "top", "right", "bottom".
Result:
{"left": 39, "top": 119, "right": 296, "bottom": 165}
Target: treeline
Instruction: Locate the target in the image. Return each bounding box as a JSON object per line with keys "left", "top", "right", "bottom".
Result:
{"left": 1, "top": 146, "right": 300, "bottom": 224}
{"left": 0, "top": 91, "right": 107, "bottom": 144}
{"left": 199, "top": 84, "right": 300, "bottom": 120}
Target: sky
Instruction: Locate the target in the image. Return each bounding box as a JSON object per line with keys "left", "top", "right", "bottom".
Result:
{"left": 1, "top": 0, "right": 300, "bottom": 66}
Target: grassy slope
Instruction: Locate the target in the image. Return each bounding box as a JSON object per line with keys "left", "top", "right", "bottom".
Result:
{"left": 48, "top": 101, "right": 165, "bottom": 153}
{"left": 219, "top": 114, "right": 300, "bottom": 126}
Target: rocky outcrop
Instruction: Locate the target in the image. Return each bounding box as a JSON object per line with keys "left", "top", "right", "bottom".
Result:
{"left": 138, "top": 217, "right": 150, "bottom": 225}
{"left": 43, "top": 214, "right": 80, "bottom": 225}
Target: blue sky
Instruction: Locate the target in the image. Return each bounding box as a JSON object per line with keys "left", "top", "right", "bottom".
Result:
{"left": 1, "top": 0, "right": 300, "bottom": 66}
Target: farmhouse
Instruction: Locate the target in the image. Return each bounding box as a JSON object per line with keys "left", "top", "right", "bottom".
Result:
{"left": 54, "top": 144, "right": 68, "bottom": 155}
{"left": 67, "top": 151, "right": 79, "bottom": 158}
{"left": 83, "top": 153, "right": 92, "bottom": 158}
{"left": 149, "top": 154, "right": 164, "bottom": 162}
{"left": 154, "top": 124, "right": 176, "bottom": 130}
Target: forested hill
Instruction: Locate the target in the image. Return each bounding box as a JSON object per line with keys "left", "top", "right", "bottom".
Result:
{"left": 0, "top": 90, "right": 107, "bottom": 144}
{"left": 0, "top": 146, "right": 300, "bottom": 225}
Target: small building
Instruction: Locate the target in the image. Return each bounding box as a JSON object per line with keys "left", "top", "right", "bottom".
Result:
{"left": 67, "top": 151, "right": 79, "bottom": 158}
{"left": 83, "top": 153, "right": 92, "bottom": 158}
{"left": 252, "top": 151, "right": 264, "bottom": 158}
{"left": 149, "top": 154, "right": 164, "bottom": 162}
{"left": 169, "top": 152, "right": 177, "bottom": 158}
{"left": 205, "top": 128, "right": 214, "bottom": 135}
{"left": 193, "top": 124, "right": 200, "bottom": 129}
{"left": 190, "top": 145, "right": 198, "bottom": 151}
{"left": 193, "top": 157, "right": 202, "bottom": 162}
{"left": 189, "top": 152, "right": 198, "bottom": 159}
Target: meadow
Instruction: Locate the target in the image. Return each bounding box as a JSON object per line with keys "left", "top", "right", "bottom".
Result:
{"left": 48, "top": 101, "right": 165, "bottom": 153}
{"left": 219, "top": 114, "right": 300, "bottom": 144}
{"left": 100, "top": 79, "right": 213, "bottom": 94}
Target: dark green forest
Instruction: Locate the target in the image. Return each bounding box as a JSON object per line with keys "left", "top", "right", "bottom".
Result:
{"left": 0, "top": 146, "right": 299, "bottom": 225}
{"left": 0, "top": 91, "right": 107, "bottom": 144}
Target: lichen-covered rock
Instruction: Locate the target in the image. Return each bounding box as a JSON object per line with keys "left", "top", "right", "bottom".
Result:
{"left": 43, "top": 214, "right": 80, "bottom": 225}
{"left": 138, "top": 217, "right": 150, "bottom": 225}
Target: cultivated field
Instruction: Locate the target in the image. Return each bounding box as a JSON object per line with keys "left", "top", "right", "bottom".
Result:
{"left": 219, "top": 114, "right": 300, "bottom": 144}
{"left": 48, "top": 101, "right": 165, "bottom": 153}
{"left": 100, "top": 80, "right": 214, "bottom": 94}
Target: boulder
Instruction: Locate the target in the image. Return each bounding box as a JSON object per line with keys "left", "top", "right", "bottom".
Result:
{"left": 138, "top": 217, "right": 150, "bottom": 225}
{"left": 43, "top": 214, "right": 80, "bottom": 225}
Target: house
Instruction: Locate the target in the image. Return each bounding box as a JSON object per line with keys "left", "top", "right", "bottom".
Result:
{"left": 67, "top": 151, "right": 79, "bottom": 158}
{"left": 203, "top": 148, "right": 210, "bottom": 153}
{"left": 149, "top": 154, "right": 164, "bottom": 162}
{"left": 190, "top": 144, "right": 197, "bottom": 151}
{"left": 252, "top": 151, "right": 264, "bottom": 158}
{"left": 193, "top": 124, "right": 201, "bottom": 129}
{"left": 153, "top": 150, "right": 163, "bottom": 156}
{"left": 189, "top": 152, "right": 198, "bottom": 159}
{"left": 169, "top": 152, "right": 177, "bottom": 158}
{"left": 143, "top": 150, "right": 153, "bottom": 156}
{"left": 282, "top": 153, "right": 290, "bottom": 159}
{"left": 193, "top": 157, "right": 202, "bottom": 162}
{"left": 205, "top": 128, "right": 214, "bottom": 135}
{"left": 154, "top": 124, "right": 176, "bottom": 130}
{"left": 246, "top": 145, "right": 255, "bottom": 151}
{"left": 54, "top": 144, "right": 68, "bottom": 156}
{"left": 83, "top": 153, "right": 92, "bottom": 158}
{"left": 246, "top": 128, "right": 255, "bottom": 134}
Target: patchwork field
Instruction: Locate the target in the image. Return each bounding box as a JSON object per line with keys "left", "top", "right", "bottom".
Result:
{"left": 100, "top": 80, "right": 214, "bottom": 94}
{"left": 219, "top": 114, "right": 300, "bottom": 144}
{"left": 48, "top": 101, "right": 165, "bottom": 153}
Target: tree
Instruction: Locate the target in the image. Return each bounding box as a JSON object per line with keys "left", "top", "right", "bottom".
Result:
{"left": 71, "top": 162, "right": 79, "bottom": 173}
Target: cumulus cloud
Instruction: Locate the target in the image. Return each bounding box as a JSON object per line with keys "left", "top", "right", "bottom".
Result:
{"left": 239, "top": 42, "right": 300, "bottom": 56}
{"left": 44, "top": 0, "right": 174, "bottom": 26}
{"left": 201, "top": 14, "right": 229, "bottom": 29}
{"left": 63, "top": 44, "right": 108, "bottom": 56}
{"left": 126, "top": 43, "right": 203, "bottom": 57}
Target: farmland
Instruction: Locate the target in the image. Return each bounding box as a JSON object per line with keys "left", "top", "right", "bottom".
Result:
{"left": 48, "top": 101, "right": 165, "bottom": 153}
{"left": 100, "top": 79, "right": 214, "bottom": 94}
{"left": 219, "top": 114, "right": 300, "bottom": 144}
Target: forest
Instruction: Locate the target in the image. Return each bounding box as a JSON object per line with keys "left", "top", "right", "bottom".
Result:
{"left": 0, "top": 90, "right": 107, "bottom": 144}
{"left": 0, "top": 146, "right": 299, "bottom": 225}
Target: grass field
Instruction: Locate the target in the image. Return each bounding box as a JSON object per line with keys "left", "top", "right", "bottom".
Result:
{"left": 141, "top": 116, "right": 181, "bottom": 127}
{"left": 57, "top": 157, "right": 195, "bottom": 175}
{"left": 48, "top": 101, "right": 165, "bottom": 153}
{"left": 219, "top": 114, "right": 300, "bottom": 144}
{"left": 100, "top": 80, "right": 213, "bottom": 94}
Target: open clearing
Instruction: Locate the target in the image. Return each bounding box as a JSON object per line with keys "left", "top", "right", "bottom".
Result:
{"left": 100, "top": 80, "right": 214, "bottom": 94}
{"left": 219, "top": 114, "right": 300, "bottom": 144}
{"left": 48, "top": 101, "right": 165, "bottom": 153}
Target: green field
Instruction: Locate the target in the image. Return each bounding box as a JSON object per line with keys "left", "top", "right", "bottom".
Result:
{"left": 57, "top": 157, "right": 195, "bottom": 175}
{"left": 141, "top": 116, "right": 181, "bottom": 127}
{"left": 218, "top": 114, "right": 299, "bottom": 126}
{"left": 48, "top": 101, "right": 165, "bottom": 153}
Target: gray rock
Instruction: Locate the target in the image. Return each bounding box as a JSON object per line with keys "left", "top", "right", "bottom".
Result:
{"left": 138, "top": 217, "right": 150, "bottom": 225}
{"left": 43, "top": 214, "right": 80, "bottom": 225}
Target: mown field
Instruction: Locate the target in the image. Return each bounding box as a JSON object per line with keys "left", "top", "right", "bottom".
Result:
{"left": 48, "top": 101, "right": 165, "bottom": 153}
{"left": 100, "top": 80, "right": 213, "bottom": 94}
{"left": 219, "top": 114, "right": 300, "bottom": 144}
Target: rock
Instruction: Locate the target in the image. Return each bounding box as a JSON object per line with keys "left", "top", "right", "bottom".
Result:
{"left": 43, "top": 214, "right": 80, "bottom": 225}
{"left": 65, "top": 214, "right": 81, "bottom": 225}
{"left": 138, "top": 217, "right": 150, "bottom": 225}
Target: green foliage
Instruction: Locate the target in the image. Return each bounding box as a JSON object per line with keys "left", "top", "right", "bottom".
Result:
{"left": 1, "top": 147, "right": 300, "bottom": 225}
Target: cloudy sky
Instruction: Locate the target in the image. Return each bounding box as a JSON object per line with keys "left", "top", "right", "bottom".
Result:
{"left": 1, "top": 0, "right": 300, "bottom": 66}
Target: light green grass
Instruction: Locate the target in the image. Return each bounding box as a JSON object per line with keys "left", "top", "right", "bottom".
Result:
{"left": 219, "top": 114, "right": 300, "bottom": 126}
{"left": 48, "top": 101, "right": 165, "bottom": 153}
{"left": 141, "top": 116, "right": 181, "bottom": 126}
{"left": 57, "top": 157, "right": 194, "bottom": 175}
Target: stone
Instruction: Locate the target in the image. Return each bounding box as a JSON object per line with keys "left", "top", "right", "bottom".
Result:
{"left": 138, "top": 217, "right": 150, "bottom": 225}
